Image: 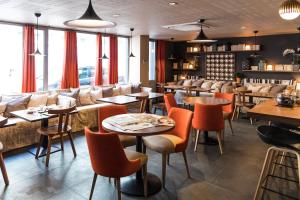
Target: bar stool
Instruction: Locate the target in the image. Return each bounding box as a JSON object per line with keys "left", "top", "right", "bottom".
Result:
{"left": 255, "top": 125, "right": 300, "bottom": 200}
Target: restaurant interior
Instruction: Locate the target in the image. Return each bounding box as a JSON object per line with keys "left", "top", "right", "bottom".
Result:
{"left": 0, "top": 0, "right": 299, "bottom": 199}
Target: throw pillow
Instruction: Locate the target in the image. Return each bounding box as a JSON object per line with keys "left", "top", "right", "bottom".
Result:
{"left": 27, "top": 94, "right": 48, "bottom": 108}
{"left": 177, "top": 80, "right": 184, "bottom": 85}
{"left": 120, "top": 84, "right": 132, "bottom": 95}
{"left": 192, "top": 79, "right": 204, "bottom": 87}
{"left": 57, "top": 95, "right": 76, "bottom": 107}
{"left": 60, "top": 89, "right": 80, "bottom": 106}
{"left": 211, "top": 81, "right": 224, "bottom": 90}
{"left": 131, "top": 83, "right": 142, "bottom": 93}
{"left": 247, "top": 84, "right": 262, "bottom": 92}
{"left": 47, "top": 93, "right": 58, "bottom": 105}
{"left": 201, "top": 81, "right": 213, "bottom": 89}
{"left": 79, "top": 89, "right": 94, "bottom": 105}
{"left": 4, "top": 95, "right": 31, "bottom": 117}
{"left": 259, "top": 85, "right": 273, "bottom": 93}
{"left": 270, "top": 85, "right": 287, "bottom": 95}
{"left": 113, "top": 87, "right": 121, "bottom": 96}
{"left": 102, "top": 87, "right": 113, "bottom": 97}
{"left": 183, "top": 80, "right": 192, "bottom": 86}
{"left": 91, "top": 89, "right": 103, "bottom": 103}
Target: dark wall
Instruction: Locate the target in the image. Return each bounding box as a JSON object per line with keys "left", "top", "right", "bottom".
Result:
{"left": 166, "top": 33, "right": 300, "bottom": 81}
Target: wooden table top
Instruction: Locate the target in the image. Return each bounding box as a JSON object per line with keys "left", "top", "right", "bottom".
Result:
{"left": 102, "top": 113, "right": 174, "bottom": 137}
{"left": 183, "top": 96, "right": 231, "bottom": 106}
{"left": 97, "top": 95, "right": 139, "bottom": 105}
{"left": 239, "top": 92, "right": 275, "bottom": 98}
{"left": 190, "top": 87, "right": 211, "bottom": 92}
{"left": 126, "top": 92, "right": 164, "bottom": 99}
{"left": 248, "top": 99, "right": 300, "bottom": 126}
{"left": 0, "top": 117, "right": 16, "bottom": 128}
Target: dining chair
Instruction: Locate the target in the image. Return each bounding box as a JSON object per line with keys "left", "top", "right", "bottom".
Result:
{"left": 98, "top": 105, "right": 136, "bottom": 147}
{"left": 0, "top": 142, "right": 8, "bottom": 185}
{"left": 233, "top": 89, "right": 255, "bottom": 124}
{"left": 142, "top": 107, "right": 193, "bottom": 188}
{"left": 85, "top": 127, "right": 148, "bottom": 200}
{"left": 193, "top": 103, "right": 225, "bottom": 154}
{"left": 136, "top": 95, "right": 149, "bottom": 113}
{"left": 214, "top": 92, "right": 235, "bottom": 135}
{"left": 35, "top": 106, "right": 77, "bottom": 167}
{"left": 164, "top": 93, "right": 178, "bottom": 114}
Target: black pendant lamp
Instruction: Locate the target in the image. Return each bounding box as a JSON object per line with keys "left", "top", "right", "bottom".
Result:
{"left": 129, "top": 28, "right": 135, "bottom": 58}
{"left": 30, "top": 13, "right": 44, "bottom": 56}
{"left": 250, "top": 30, "right": 260, "bottom": 58}
{"left": 189, "top": 25, "right": 217, "bottom": 43}
{"left": 101, "top": 29, "right": 109, "bottom": 59}
{"left": 64, "top": 0, "right": 116, "bottom": 28}
{"left": 168, "top": 38, "right": 176, "bottom": 60}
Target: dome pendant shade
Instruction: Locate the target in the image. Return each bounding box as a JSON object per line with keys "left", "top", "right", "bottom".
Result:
{"left": 101, "top": 53, "right": 109, "bottom": 59}
{"left": 129, "top": 52, "right": 135, "bottom": 57}
{"left": 188, "top": 27, "right": 217, "bottom": 43}
{"left": 279, "top": 0, "right": 300, "bottom": 20}
{"left": 30, "top": 48, "right": 44, "bottom": 56}
{"left": 64, "top": 0, "right": 116, "bottom": 28}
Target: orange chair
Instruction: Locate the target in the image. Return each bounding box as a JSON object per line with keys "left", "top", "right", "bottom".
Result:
{"left": 164, "top": 93, "right": 177, "bottom": 114}
{"left": 98, "top": 105, "right": 136, "bottom": 147}
{"left": 142, "top": 107, "right": 193, "bottom": 188}
{"left": 85, "top": 128, "right": 148, "bottom": 200}
{"left": 193, "top": 103, "right": 225, "bottom": 154}
{"left": 214, "top": 92, "right": 235, "bottom": 135}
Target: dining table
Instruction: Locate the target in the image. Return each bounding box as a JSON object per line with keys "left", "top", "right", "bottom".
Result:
{"left": 97, "top": 95, "right": 140, "bottom": 105}
{"left": 183, "top": 96, "right": 231, "bottom": 145}
{"left": 126, "top": 92, "right": 164, "bottom": 113}
{"left": 102, "top": 113, "right": 175, "bottom": 196}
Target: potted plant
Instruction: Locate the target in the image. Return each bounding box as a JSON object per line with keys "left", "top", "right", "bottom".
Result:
{"left": 234, "top": 72, "right": 245, "bottom": 83}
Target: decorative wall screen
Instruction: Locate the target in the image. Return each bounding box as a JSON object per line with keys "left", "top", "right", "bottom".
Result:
{"left": 205, "top": 53, "right": 235, "bottom": 81}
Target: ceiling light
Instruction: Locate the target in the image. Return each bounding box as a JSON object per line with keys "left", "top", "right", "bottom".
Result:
{"left": 250, "top": 30, "right": 261, "bottom": 58}
{"left": 64, "top": 0, "right": 116, "bottom": 28}
{"left": 30, "top": 13, "right": 45, "bottom": 56}
{"left": 279, "top": 0, "right": 300, "bottom": 20}
{"left": 240, "top": 26, "right": 246, "bottom": 30}
{"left": 100, "top": 29, "right": 109, "bottom": 59}
{"left": 188, "top": 26, "right": 217, "bottom": 43}
{"left": 168, "top": 38, "right": 176, "bottom": 60}
{"left": 168, "top": 2, "right": 178, "bottom": 6}
{"left": 112, "top": 14, "right": 120, "bottom": 17}
{"left": 129, "top": 28, "right": 135, "bottom": 58}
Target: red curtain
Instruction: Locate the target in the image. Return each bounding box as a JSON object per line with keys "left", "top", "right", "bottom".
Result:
{"left": 61, "top": 31, "right": 79, "bottom": 89}
{"left": 95, "top": 33, "right": 103, "bottom": 85}
{"left": 156, "top": 40, "right": 166, "bottom": 83}
{"left": 109, "top": 35, "right": 118, "bottom": 84}
{"left": 22, "top": 25, "right": 36, "bottom": 92}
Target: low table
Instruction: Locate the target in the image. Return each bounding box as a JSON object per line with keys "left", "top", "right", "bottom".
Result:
{"left": 126, "top": 92, "right": 164, "bottom": 113}
{"left": 102, "top": 113, "right": 174, "bottom": 196}
{"left": 97, "top": 95, "right": 139, "bottom": 105}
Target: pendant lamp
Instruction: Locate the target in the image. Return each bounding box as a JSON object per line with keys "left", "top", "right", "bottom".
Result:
{"left": 168, "top": 38, "right": 176, "bottom": 60}
{"left": 188, "top": 25, "right": 217, "bottom": 43}
{"left": 129, "top": 28, "right": 135, "bottom": 58}
{"left": 101, "top": 29, "right": 109, "bottom": 59}
{"left": 250, "top": 30, "right": 260, "bottom": 58}
{"left": 30, "top": 13, "right": 44, "bottom": 56}
{"left": 279, "top": 0, "right": 300, "bottom": 20}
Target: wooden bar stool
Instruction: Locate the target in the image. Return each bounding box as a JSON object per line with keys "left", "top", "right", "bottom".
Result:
{"left": 35, "top": 106, "right": 77, "bottom": 167}
{"left": 0, "top": 142, "right": 8, "bottom": 185}
{"left": 233, "top": 89, "right": 255, "bottom": 124}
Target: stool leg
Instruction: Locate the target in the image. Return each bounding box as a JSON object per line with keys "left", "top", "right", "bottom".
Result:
{"left": 45, "top": 136, "right": 52, "bottom": 167}
{"left": 0, "top": 153, "right": 8, "bottom": 185}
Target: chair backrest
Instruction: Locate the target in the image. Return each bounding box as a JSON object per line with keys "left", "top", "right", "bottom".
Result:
{"left": 192, "top": 103, "right": 224, "bottom": 131}
{"left": 48, "top": 105, "right": 76, "bottom": 133}
{"left": 164, "top": 93, "right": 177, "bottom": 113}
{"left": 85, "top": 127, "right": 140, "bottom": 178}
{"left": 168, "top": 107, "right": 193, "bottom": 152}
{"left": 98, "top": 105, "right": 127, "bottom": 133}
{"left": 214, "top": 92, "right": 235, "bottom": 114}
{"left": 136, "top": 95, "right": 148, "bottom": 113}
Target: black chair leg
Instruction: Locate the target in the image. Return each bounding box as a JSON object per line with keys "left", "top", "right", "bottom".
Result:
{"left": 89, "top": 173, "right": 98, "bottom": 200}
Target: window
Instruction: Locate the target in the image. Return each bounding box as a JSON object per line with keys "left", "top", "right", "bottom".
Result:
{"left": 149, "top": 41, "right": 156, "bottom": 80}
{"left": 102, "top": 36, "right": 110, "bottom": 85}
{"left": 118, "top": 37, "right": 129, "bottom": 83}
{"left": 35, "top": 29, "right": 45, "bottom": 91}
{"left": 48, "top": 30, "right": 64, "bottom": 90}
{"left": 0, "top": 24, "right": 23, "bottom": 94}
{"left": 77, "top": 33, "right": 97, "bottom": 86}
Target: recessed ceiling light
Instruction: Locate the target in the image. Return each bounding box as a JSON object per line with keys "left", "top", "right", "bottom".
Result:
{"left": 112, "top": 14, "right": 120, "bottom": 17}
{"left": 168, "top": 2, "right": 178, "bottom": 6}
{"left": 240, "top": 26, "right": 246, "bottom": 30}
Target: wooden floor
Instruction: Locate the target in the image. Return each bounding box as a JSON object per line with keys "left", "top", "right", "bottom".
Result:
{"left": 0, "top": 118, "right": 298, "bottom": 200}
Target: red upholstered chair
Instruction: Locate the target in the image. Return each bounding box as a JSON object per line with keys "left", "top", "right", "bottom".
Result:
{"left": 85, "top": 128, "right": 147, "bottom": 200}
{"left": 142, "top": 107, "right": 193, "bottom": 188}
{"left": 214, "top": 92, "right": 235, "bottom": 135}
{"left": 98, "top": 105, "right": 136, "bottom": 147}
{"left": 164, "top": 93, "right": 177, "bottom": 114}
{"left": 193, "top": 103, "right": 225, "bottom": 154}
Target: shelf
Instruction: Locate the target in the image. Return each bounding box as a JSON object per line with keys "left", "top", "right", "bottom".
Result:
{"left": 242, "top": 70, "right": 300, "bottom": 73}
{"left": 187, "top": 50, "right": 259, "bottom": 54}
{"left": 172, "top": 68, "right": 198, "bottom": 71}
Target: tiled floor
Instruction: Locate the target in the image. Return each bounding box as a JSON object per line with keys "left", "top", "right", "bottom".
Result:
{"left": 0, "top": 118, "right": 298, "bottom": 200}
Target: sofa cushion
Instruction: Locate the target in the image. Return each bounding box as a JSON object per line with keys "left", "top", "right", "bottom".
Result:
{"left": 79, "top": 89, "right": 94, "bottom": 105}
{"left": 113, "top": 87, "right": 121, "bottom": 96}
{"left": 131, "top": 83, "right": 142, "bottom": 93}
{"left": 91, "top": 89, "right": 103, "bottom": 103}
{"left": 4, "top": 95, "right": 31, "bottom": 117}
{"left": 270, "top": 85, "right": 287, "bottom": 95}
{"left": 57, "top": 95, "right": 76, "bottom": 107}
{"left": 47, "top": 93, "right": 58, "bottom": 105}
{"left": 247, "top": 84, "right": 262, "bottom": 92}
{"left": 102, "top": 87, "right": 113, "bottom": 97}
{"left": 211, "top": 81, "right": 224, "bottom": 90}
{"left": 177, "top": 80, "right": 184, "bottom": 85}
{"left": 119, "top": 84, "right": 132, "bottom": 95}
{"left": 192, "top": 79, "right": 204, "bottom": 87}
{"left": 61, "top": 89, "right": 80, "bottom": 106}
{"left": 201, "top": 81, "right": 213, "bottom": 89}
{"left": 27, "top": 94, "right": 48, "bottom": 108}
{"left": 259, "top": 85, "right": 273, "bottom": 93}
{"left": 183, "top": 80, "right": 192, "bottom": 86}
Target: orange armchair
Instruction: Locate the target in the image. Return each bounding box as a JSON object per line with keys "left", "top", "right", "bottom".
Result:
{"left": 192, "top": 103, "right": 225, "bottom": 154}
{"left": 164, "top": 93, "right": 177, "bottom": 114}
{"left": 142, "top": 107, "right": 193, "bottom": 188}
{"left": 98, "top": 105, "right": 136, "bottom": 147}
{"left": 214, "top": 92, "right": 235, "bottom": 135}
{"left": 85, "top": 127, "right": 148, "bottom": 200}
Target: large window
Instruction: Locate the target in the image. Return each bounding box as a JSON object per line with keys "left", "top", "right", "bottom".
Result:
{"left": 0, "top": 24, "right": 23, "bottom": 94}
{"left": 118, "top": 37, "right": 129, "bottom": 83}
{"left": 149, "top": 41, "right": 156, "bottom": 80}
{"left": 77, "top": 33, "right": 97, "bottom": 86}
{"left": 102, "top": 36, "right": 110, "bottom": 85}
{"left": 48, "top": 30, "right": 64, "bottom": 90}
{"left": 35, "top": 29, "right": 45, "bottom": 91}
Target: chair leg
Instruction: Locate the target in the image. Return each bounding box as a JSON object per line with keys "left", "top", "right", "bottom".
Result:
{"left": 236, "top": 107, "right": 240, "bottom": 120}
{"left": 250, "top": 117, "right": 254, "bottom": 125}
{"left": 0, "top": 153, "right": 9, "bottom": 185}
{"left": 167, "top": 154, "right": 170, "bottom": 166}
{"left": 162, "top": 153, "right": 167, "bottom": 189}
{"left": 194, "top": 130, "right": 200, "bottom": 152}
{"left": 45, "top": 136, "right": 52, "bottom": 167}
{"left": 89, "top": 173, "right": 97, "bottom": 200}
{"left": 143, "top": 164, "right": 148, "bottom": 198}
{"left": 60, "top": 133, "right": 64, "bottom": 151}
{"left": 35, "top": 135, "right": 43, "bottom": 159}
{"left": 143, "top": 143, "right": 146, "bottom": 154}
{"left": 68, "top": 131, "right": 77, "bottom": 157}
{"left": 182, "top": 151, "right": 191, "bottom": 178}
{"left": 116, "top": 178, "right": 121, "bottom": 200}
{"left": 153, "top": 107, "right": 157, "bottom": 114}
{"left": 232, "top": 105, "right": 237, "bottom": 120}
{"left": 216, "top": 131, "right": 223, "bottom": 155}
{"left": 227, "top": 119, "right": 234, "bottom": 136}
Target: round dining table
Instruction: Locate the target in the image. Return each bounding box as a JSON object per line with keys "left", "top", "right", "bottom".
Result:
{"left": 183, "top": 96, "right": 231, "bottom": 145}
{"left": 102, "top": 113, "right": 175, "bottom": 196}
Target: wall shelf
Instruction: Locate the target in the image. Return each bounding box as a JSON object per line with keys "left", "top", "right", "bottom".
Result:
{"left": 242, "top": 70, "right": 300, "bottom": 73}
{"left": 173, "top": 68, "right": 198, "bottom": 71}
{"left": 187, "top": 50, "right": 259, "bottom": 54}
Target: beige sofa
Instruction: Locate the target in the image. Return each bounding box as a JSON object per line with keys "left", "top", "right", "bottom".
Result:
{"left": 0, "top": 83, "right": 152, "bottom": 152}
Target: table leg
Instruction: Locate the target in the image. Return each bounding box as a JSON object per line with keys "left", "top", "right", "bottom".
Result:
{"left": 145, "top": 99, "right": 150, "bottom": 113}
{"left": 120, "top": 136, "right": 162, "bottom": 196}
{"left": 41, "top": 119, "right": 49, "bottom": 149}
